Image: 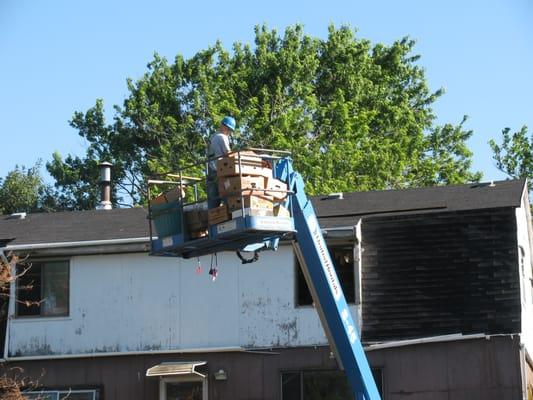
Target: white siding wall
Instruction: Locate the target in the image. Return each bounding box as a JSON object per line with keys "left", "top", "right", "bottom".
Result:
{"left": 516, "top": 195, "right": 533, "bottom": 355}
{"left": 8, "top": 246, "right": 357, "bottom": 357}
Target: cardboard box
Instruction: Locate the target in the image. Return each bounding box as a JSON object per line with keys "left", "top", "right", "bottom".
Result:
{"left": 232, "top": 207, "right": 274, "bottom": 219}
{"left": 208, "top": 204, "right": 231, "bottom": 225}
{"left": 265, "top": 177, "right": 288, "bottom": 200}
{"left": 149, "top": 186, "right": 185, "bottom": 206}
{"left": 274, "top": 204, "right": 291, "bottom": 218}
{"left": 218, "top": 176, "right": 265, "bottom": 197}
{"left": 217, "top": 153, "right": 272, "bottom": 178}
{"left": 149, "top": 193, "right": 168, "bottom": 206}
{"left": 185, "top": 209, "right": 208, "bottom": 226}
{"left": 226, "top": 195, "right": 274, "bottom": 212}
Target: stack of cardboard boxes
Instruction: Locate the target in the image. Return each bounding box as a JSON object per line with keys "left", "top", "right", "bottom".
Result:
{"left": 149, "top": 151, "right": 290, "bottom": 241}
{"left": 208, "top": 151, "right": 289, "bottom": 226}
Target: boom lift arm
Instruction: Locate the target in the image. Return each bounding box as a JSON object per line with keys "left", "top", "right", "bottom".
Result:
{"left": 277, "top": 158, "right": 381, "bottom": 400}
{"left": 149, "top": 152, "right": 380, "bottom": 399}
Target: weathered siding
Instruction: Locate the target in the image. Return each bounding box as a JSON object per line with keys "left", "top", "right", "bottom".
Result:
{"left": 367, "top": 335, "right": 522, "bottom": 400}
{"left": 516, "top": 192, "right": 533, "bottom": 356}
{"left": 8, "top": 336, "right": 522, "bottom": 400}
{"left": 8, "top": 246, "right": 351, "bottom": 357}
{"left": 361, "top": 208, "right": 521, "bottom": 342}
{"left": 8, "top": 347, "right": 338, "bottom": 400}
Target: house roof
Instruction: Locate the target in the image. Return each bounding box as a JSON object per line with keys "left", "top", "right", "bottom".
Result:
{"left": 314, "top": 178, "right": 527, "bottom": 228}
{"left": 0, "top": 207, "right": 149, "bottom": 247}
{"left": 0, "top": 179, "right": 526, "bottom": 247}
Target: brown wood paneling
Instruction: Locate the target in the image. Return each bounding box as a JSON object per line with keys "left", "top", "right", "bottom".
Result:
{"left": 6, "top": 337, "right": 524, "bottom": 400}
{"left": 6, "top": 347, "right": 340, "bottom": 400}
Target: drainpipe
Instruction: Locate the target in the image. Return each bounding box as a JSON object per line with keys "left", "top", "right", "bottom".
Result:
{"left": 96, "top": 161, "right": 113, "bottom": 210}
{"left": 1, "top": 247, "right": 12, "bottom": 361}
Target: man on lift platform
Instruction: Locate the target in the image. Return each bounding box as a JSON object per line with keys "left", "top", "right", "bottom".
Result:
{"left": 207, "top": 116, "right": 235, "bottom": 208}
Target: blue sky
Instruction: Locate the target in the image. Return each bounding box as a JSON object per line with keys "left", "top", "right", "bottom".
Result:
{"left": 1, "top": 0, "right": 532, "bottom": 184}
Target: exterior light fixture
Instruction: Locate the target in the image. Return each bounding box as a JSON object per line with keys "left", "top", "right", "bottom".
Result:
{"left": 214, "top": 369, "right": 227, "bottom": 381}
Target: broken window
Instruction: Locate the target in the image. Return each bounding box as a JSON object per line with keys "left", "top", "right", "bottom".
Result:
{"left": 16, "top": 260, "right": 69, "bottom": 317}
{"left": 295, "top": 244, "right": 356, "bottom": 306}
{"left": 281, "top": 369, "right": 383, "bottom": 400}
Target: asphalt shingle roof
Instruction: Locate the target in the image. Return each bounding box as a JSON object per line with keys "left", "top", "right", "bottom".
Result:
{"left": 0, "top": 179, "right": 526, "bottom": 246}
{"left": 0, "top": 207, "right": 149, "bottom": 246}
{"left": 313, "top": 179, "right": 526, "bottom": 228}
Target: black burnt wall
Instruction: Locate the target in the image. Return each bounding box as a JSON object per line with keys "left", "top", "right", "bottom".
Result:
{"left": 361, "top": 208, "right": 521, "bottom": 342}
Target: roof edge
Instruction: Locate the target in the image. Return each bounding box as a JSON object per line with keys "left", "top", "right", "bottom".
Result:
{"left": 4, "top": 237, "right": 151, "bottom": 251}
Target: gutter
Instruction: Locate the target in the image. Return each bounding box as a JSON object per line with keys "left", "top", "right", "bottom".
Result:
{"left": 4, "top": 237, "right": 151, "bottom": 251}
{"left": 3, "top": 226, "right": 353, "bottom": 252}
{"left": 365, "top": 333, "right": 518, "bottom": 351}
{"left": 6, "top": 346, "right": 245, "bottom": 362}
{"left": 1, "top": 247, "right": 12, "bottom": 362}
{"left": 8, "top": 334, "right": 521, "bottom": 361}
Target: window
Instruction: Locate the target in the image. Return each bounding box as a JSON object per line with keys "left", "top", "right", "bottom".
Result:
{"left": 281, "top": 369, "right": 383, "bottom": 400}
{"left": 165, "top": 381, "right": 203, "bottom": 400}
{"left": 160, "top": 377, "right": 207, "bottom": 400}
{"left": 24, "top": 389, "right": 98, "bottom": 400}
{"left": 296, "top": 244, "right": 356, "bottom": 306}
{"left": 17, "top": 260, "right": 69, "bottom": 317}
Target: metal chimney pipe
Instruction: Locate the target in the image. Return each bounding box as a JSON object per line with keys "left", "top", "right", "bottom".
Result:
{"left": 97, "top": 161, "right": 113, "bottom": 210}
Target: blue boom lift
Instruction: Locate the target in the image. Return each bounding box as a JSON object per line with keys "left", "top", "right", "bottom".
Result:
{"left": 148, "top": 149, "right": 381, "bottom": 400}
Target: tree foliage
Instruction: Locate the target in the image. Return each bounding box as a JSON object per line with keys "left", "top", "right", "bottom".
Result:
{"left": 0, "top": 254, "right": 39, "bottom": 399}
{"left": 0, "top": 162, "right": 56, "bottom": 215}
{"left": 48, "top": 24, "right": 481, "bottom": 208}
{"left": 489, "top": 125, "right": 532, "bottom": 190}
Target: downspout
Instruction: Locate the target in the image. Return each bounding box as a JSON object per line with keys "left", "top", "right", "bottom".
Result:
{"left": 0, "top": 247, "right": 12, "bottom": 362}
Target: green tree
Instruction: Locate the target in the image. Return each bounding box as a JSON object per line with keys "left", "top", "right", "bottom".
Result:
{"left": 489, "top": 125, "right": 532, "bottom": 189}
{"left": 0, "top": 162, "right": 56, "bottom": 214}
{"left": 49, "top": 24, "right": 481, "bottom": 208}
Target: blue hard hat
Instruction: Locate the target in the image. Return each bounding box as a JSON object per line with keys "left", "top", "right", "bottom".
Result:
{"left": 221, "top": 116, "right": 236, "bottom": 131}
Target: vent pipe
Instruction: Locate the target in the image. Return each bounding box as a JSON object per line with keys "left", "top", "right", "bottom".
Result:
{"left": 7, "top": 212, "right": 27, "bottom": 220}
{"left": 326, "top": 192, "right": 344, "bottom": 200}
{"left": 97, "top": 161, "right": 112, "bottom": 210}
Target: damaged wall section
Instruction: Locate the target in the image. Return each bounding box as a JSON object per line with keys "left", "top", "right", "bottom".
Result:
{"left": 361, "top": 207, "right": 521, "bottom": 342}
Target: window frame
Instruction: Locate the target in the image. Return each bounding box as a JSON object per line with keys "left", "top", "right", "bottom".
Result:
{"left": 23, "top": 388, "right": 98, "bottom": 400}
{"left": 294, "top": 239, "right": 359, "bottom": 307}
{"left": 15, "top": 258, "right": 70, "bottom": 318}
{"left": 159, "top": 375, "right": 208, "bottom": 400}
{"left": 280, "top": 368, "right": 383, "bottom": 400}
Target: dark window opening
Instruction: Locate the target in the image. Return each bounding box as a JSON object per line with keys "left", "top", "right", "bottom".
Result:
{"left": 17, "top": 260, "right": 69, "bottom": 317}
{"left": 281, "top": 369, "right": 383, "bottom": 400}
{"left": 166, "top": 381, "right": 203, "bottom": 400}
{"left": 296, "top": 245, "right": 355, "bottom": 306}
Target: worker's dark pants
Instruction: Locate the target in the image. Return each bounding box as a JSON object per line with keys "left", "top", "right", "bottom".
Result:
{"left": 207, "top": 172, "right": 220, "bottom": 209}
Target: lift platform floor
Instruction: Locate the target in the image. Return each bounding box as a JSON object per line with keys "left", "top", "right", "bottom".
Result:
{"left": 151, "top": 215, "right": 295, "bottom": 258}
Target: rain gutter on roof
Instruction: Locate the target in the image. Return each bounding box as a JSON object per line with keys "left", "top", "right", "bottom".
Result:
{"left": 3, "top": 225, "right": 355, "bottom": 253}
{"left": 364, "top": 333, "right": 516, "bottom": 351}
{"left": 4, "top": 237, "right": 152, "bottom": 251}
{"left": 7, "top": 346, "right": 244, "bottom": 361}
